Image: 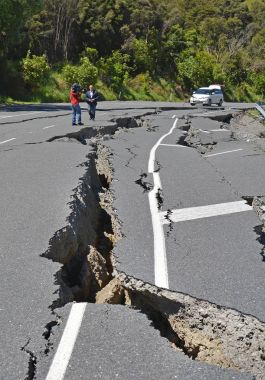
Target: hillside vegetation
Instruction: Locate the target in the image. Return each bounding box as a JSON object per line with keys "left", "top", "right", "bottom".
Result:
{"left": 0, "top": 0, "right": 264, "bottom": 102}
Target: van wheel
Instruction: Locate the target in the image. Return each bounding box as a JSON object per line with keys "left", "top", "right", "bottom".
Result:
{"left": 207, "top": 99, "right": 212, "bottom": 106}
{"left": 218, "top": 99, "right": 223, "bottom": 106}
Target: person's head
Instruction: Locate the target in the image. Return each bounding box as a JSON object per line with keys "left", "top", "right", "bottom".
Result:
{"left": 89, "top": 84, "right": 94, "bottom": 91}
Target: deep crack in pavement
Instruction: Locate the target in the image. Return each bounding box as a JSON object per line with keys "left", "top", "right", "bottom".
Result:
{"left": 3, "top": 107, "right": 264, "bottom": 379}
{"left": 40, "top": 112, "right": 265, "bottom": 378}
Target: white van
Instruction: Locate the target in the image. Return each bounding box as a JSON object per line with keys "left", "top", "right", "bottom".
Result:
{"left": 190, "top": 85, "right": 224, "bottom": 106}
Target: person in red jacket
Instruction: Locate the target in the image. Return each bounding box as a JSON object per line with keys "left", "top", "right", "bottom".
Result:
{"left": 70, "top": 84, "right": 83, "bottom": 126}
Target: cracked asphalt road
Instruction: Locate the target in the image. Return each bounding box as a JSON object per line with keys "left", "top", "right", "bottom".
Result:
{"left": 0, "top": 101, "right": 263, "bottom": 379}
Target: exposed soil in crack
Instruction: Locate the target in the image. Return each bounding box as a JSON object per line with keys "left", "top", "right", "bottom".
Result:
{"left": 42, "top": 143, "right": 119, "bottom": 307}
{"left": 41, "top": 129, "right": 265, "bottom": 379}
{"left": 177, "top": 125, "right": 217, "bottom": 154}
{"left": 184, "top": 111, "right": 265, "bottom": 155}
{"left": 248, "top": 196, "right": 265, "bottom": 263}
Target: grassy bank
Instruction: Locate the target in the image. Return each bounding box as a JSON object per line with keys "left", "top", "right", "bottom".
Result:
{"left": 0, "top": 71, "right": 263, "bottom": 105}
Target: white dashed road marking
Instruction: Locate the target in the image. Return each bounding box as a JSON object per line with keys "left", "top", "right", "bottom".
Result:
{"left": 0, "top": 111, "right": 41, "bottom": 119}
{"left": 205, "top": 149, "right": 243, "bottom": 157}
{"left": 210, "top": 129, "right": 229, "bottom": 132}
{"left": 43, "top": 125, "right": 56, "bottom": 129}
{"left": 0, "top": 138, "right": 16, "bottom": 145}
{"left": 160, "top": 200, "right": 252, "bottom": 224}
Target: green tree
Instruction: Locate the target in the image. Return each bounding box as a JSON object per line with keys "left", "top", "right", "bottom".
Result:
{"left": 177, "top": 50, "right": 223, "bottom": 89}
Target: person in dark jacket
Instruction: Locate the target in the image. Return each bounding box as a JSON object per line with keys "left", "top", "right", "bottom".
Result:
{"left": 84, "top": 84, "right": 99, "bottom": 120}
{"left": 70, "top": 84, "right": 83, "bottom": 126}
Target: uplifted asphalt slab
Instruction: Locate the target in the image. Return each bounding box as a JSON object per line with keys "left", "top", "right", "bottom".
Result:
{"left": 62, "top": 304, "right": 251, "bottom": 380}
{"left": 105, "top": 110, "right": 265, "bottom": 322}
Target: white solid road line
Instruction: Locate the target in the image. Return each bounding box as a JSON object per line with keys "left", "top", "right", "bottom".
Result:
{"left": 0, "top": 138, "right": 16, "bottom": 145}
{"left": 45, "top": 303, "right": 87, "bottom": 380}
{"left": 160, "top": 200, "right": 252, "bottom": 224}
{"left": 0, "top": 111, "right": 41, "bottom": 119}
{"left": 148, "top": 118, "right": 178, "bottom": 289}
{"left": 43, "top": 125, "right": 56, "bottom": 129}
{"left": 171, "top": 114, "right": 176, "bottom": 118}
{"left": 205, "top": 148, "right": 243, "bottom": 157}
{"left": 148, "top": 173, "right": 168, "bottom": 289}
{"left": 148, "top": 119, "right": 178, "bottom": 173}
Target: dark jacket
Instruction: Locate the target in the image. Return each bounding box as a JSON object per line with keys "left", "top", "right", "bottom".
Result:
{"left": 85, "top": 89, "right": 99, "bottom": 105}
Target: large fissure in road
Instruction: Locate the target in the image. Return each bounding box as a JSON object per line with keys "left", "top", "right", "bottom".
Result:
{"left": 40, "top": 114, "right": 265, "bottom": 379}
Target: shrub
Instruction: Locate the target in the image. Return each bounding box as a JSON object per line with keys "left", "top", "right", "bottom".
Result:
{"left": 22, "top": 51, "right": 50, "bottom": 88}
{"left": 62, "top": 57, "right": 98, "bottom": 88}
{"left": 61, "top": 64, "right": 79, "bottom": 86}
{"left": 78, "top": 57, "right": 98, "bottom": 88}
{"left": 99, "top": 51, "right": 131, "bottom": 93}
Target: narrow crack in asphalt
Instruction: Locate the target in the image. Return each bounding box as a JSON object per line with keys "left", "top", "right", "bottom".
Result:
{"left": 147, "top": 125, "right": 159, "bottom": 132}
{"left": 165, "top": 209, "right": 174, "bottom": 237}
{"left": 156, "top": 188, "right": 164, "bottom": 210}
{"left": 21, "top": 339, "right": 37, "bottom": 380}
{"left": 42, "top": 315, "right": 62, "bottom": 356}
{"left": 135, "top": 173, "right": 153, "bottom": 193}
{"left": 125, "top": 145, "right": 138, "bottom": 169}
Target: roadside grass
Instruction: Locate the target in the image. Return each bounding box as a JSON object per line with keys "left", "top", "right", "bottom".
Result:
{"left": 1, "top": 70, "right": 264, "bottom": 105}
{"left": 224, "top": 82, "right": 261, "bottom": 103}
{"left": 247, "top": 109, "right": 265, "bottom": 127}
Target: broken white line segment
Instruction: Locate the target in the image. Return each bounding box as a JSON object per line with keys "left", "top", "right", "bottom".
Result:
{"left": 148, "top": 118, "right": 178, "bottom": 289}
{"left": 160, "top": 200, "right": 252, "bottom": 224}
{"left": 210, "top": 129, "right": 229, "bottom": 132}
{"left": 160, "top": 143, "right": 189, "bottom": 148}
{"left": 0, "top": 111, "right": 41, "bottom": 119}
{"left": 205, "top": 148, "right": 243, "bottom": 157}
{"left": 45, "top": 303, "right": 87, "bottom": 380}
{"left": 0, "top": 138, "right": 16, "bottom": 145}
{"left": 43, "top": 125, "right": 56, "bottom": 129}
{"left": 199, "top": 129, "right": 211, "bottom": 134}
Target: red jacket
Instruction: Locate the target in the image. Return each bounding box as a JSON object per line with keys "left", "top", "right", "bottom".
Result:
{"left": 70, "top": 90, "right": 81, "bottom": 105}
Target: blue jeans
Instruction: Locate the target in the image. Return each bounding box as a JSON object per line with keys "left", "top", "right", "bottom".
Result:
{"left": 72, "top": 104, "right": 81, "bottom": 124}
{"left": 88, "top": 103, "right": 96, "bottom": 119}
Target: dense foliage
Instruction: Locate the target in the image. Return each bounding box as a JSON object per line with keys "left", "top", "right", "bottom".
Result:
{"left": 1, "top": 0, "right": 264, "bottom": 101}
